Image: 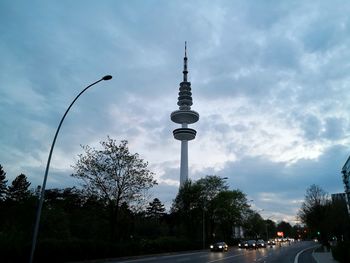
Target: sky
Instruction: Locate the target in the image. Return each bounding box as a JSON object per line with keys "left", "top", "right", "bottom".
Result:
{"left": 1, "top": 0, "right": 350, "bottom": 223}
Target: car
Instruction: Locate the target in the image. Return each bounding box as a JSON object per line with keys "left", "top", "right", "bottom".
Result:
{"left": 238, "top": 240, "right": 247, "bottom": 248}
{"left": 267, "top": 239, "right": 276, "bottom": 246}
{"left": 256, "top": 239, "right": 266, "bottom": 248}
{"left": 210, "top": 242, "right": 228, "bottom": 252}
{"left": 245, "top": 240, "right": 257, "bottom": 249}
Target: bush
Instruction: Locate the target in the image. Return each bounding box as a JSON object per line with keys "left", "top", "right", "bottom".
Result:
{"left": 34, "top": 238, "right": 139, "bottom": 262}
{"left": 0, "top": 232, "right": 31, "bottom": 263}
{"left": 332, "top": 240, "right": 350, "bottom": 263}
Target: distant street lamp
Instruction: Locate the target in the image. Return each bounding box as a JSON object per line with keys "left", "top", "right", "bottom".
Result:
{"left": 29, "top": 75, "right": 113, "bottom": 263}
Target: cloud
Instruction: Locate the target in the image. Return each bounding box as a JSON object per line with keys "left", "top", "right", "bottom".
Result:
{"left": 322, "top": 117, "right": 346, "bottom": 140}
{"left": 209, "top": 144, "right": 348, "bottom": 221}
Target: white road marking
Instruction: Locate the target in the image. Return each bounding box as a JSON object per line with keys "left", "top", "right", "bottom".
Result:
{"left": 294, "top": 245, "right": 319, "bottom": 263}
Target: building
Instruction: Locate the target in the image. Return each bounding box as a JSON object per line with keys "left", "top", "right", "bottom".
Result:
{"left": 170, "top": 43, "right": 199, "bottom": 187}
{"left": 341, "top": 157, "right": 350, "bottom": 215}
{"left": 331, "top": 193, "right": 347, "bottom": 203}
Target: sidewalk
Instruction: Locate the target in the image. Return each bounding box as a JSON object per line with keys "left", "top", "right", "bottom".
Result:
{"left": 312, "top": 251, "right": 339, "bottom": 263}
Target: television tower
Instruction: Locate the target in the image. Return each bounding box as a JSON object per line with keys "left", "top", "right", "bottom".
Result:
{"left": 171, "top": 43, "right": 199, "bottom": 187}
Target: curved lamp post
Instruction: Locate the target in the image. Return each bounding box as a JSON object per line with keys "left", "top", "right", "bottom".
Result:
{"left": 29, "top": 75, "right": 112, "bottom": 263}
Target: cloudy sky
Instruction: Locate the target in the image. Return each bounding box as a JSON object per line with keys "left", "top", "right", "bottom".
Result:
{"left": 1, "top": 0, "right": 349, "bottom": 223}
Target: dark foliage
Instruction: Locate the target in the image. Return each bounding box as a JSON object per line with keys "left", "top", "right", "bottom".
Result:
{"left": 298, "top": 184, "right": 350, "bottom": 261}
{"left": 71, "top": 137, "right": 157, "bottom": 241}
{"left": 7, "top": 173, "right": 31, "bottom": 202}
{"left": 171, "top": 176, "right": 251, "bottom": 244}
{"left": 298, "top": 185, "right": 350, "bottom": 241}
{"left": 332, "top": 240, "right": 350, "bottom": 263}
{"left": 0, "top": 164, "right": 7, "bottom": 200}
{"left": 0, "top": 163, "right": 263, "bottom": 262}
{"left": 146, "top": 198, "right": 165, "bottom": 219}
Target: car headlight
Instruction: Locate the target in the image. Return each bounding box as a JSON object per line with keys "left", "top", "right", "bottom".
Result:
{"left": 238, "top": 243, "right": 241, "bottom": 246}
{"left": 245, "top": 244, "right": 248, "bottom": 246}
{"left": 210, "top": 245, "right": 213, "bottom": 248}
{"left": 253, "top": 244, "right": 256, "bottom": 246}
{"left": 219, "top": 246, "right": 222, "bottom": 248}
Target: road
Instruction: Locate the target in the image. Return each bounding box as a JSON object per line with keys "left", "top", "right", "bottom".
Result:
{"left": 107, "top": 241, "right": 319, "bottom": 263}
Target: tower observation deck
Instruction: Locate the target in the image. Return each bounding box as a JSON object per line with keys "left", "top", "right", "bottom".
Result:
{"left": 171, "top": 43, "right": 199, "bottom": 187}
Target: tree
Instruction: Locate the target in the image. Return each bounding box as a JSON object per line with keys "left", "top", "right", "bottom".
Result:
{"left": 72, "top": 137, "right": 157, "bottom": 240}
{"left": 265, "top": 219, "right": 277, "bottom": 240}
{"left": 171, "top": 176, "right": 249, "bottom": 243}
{"left": 210, "top": 190, "right": 251, "bottom": 241}
{"left": 146, "top": 198, "right": 165, "bottom": 219}
{"left": 172, "top": 180, "right": 203, "bottom": 213}
{"left": 172, "top": 176, "right": 228, "bottom": 211}
{"left": 244, "top": 210, "right": 265, "bottom": 239}
{"left": 299, "top": 184, "right": 329, "bottom": 211}
{"left": 7, "top": 173, "right": 31, "bottom": 202}
{"left": 298, "top": 184, "right": 330, "bottom": 243}
{"left": 171, "top": 180, "right": 203, "bottom": 238}
{"left": 298, "top": 184, "right": 329, "bottom": 226}
{"left": 0, "top": 164, "right": 7, "bottom": 201}
{"left": 196, "top": 175, "right": 229, "bottom": 203}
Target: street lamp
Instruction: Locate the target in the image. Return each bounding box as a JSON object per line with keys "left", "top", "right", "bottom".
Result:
{"left": 29, "top": 75, "right": 112, "bottom": 263}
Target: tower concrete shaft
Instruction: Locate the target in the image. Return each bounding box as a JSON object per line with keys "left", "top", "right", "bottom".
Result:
{"left": 171, "top": 43, "right": 199, "bottom": 188}
{"left": 180, "top": 139, "right": 188, "bottom": 187}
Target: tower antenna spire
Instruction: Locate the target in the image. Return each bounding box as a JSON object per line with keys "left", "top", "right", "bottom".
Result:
{"left": 183, "top": 41, "right": 188, "bottom": 82}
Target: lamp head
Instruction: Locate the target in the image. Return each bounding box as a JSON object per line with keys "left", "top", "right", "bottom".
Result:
{"left": 102, "top": 75, "right": 112, "bottom": 80}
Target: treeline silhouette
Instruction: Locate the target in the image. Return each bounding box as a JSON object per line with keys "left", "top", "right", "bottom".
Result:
{"left": 0, "top": 164, "right": 194, "bottom": 262}
{"left": 1, "top": 163, "right": 250, "bottom": 262}
{"left": 0, "top": 162, "right": 311, "bottom": 263}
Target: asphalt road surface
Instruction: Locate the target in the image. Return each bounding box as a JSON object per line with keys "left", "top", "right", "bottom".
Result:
{"left": 107, "top": 241, "right": 319, "bottom": 263}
